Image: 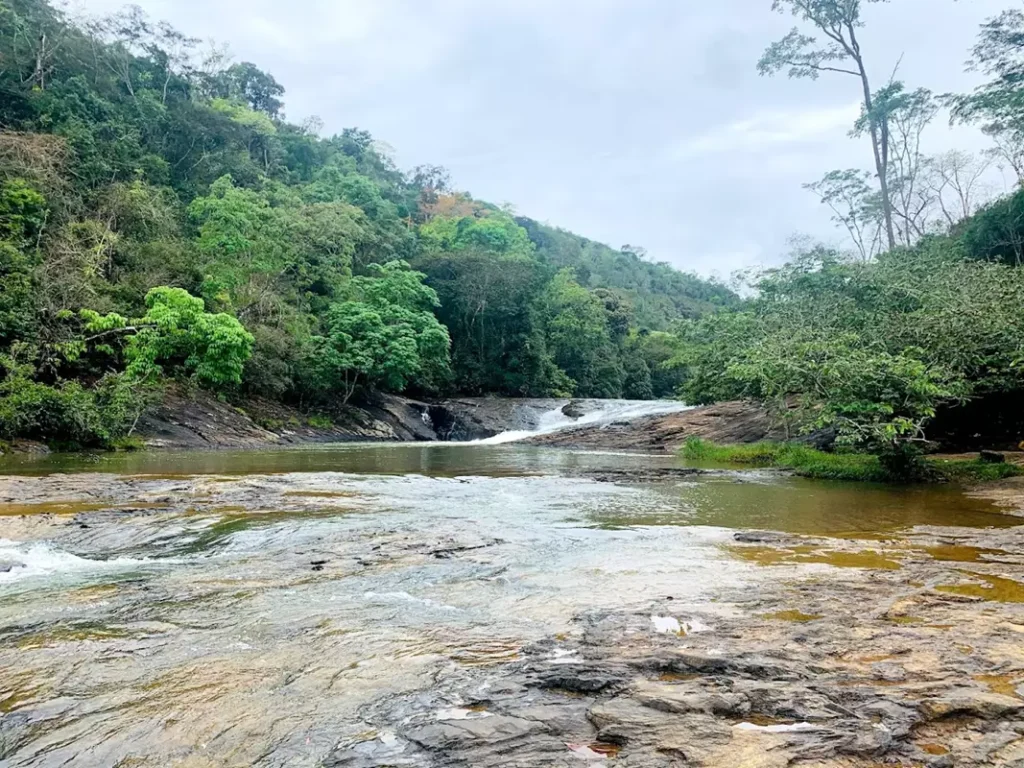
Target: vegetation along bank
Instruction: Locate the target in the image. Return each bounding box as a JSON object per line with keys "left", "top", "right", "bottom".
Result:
{"left": 3, "top": 0, "right": 1024, "bottom": 477}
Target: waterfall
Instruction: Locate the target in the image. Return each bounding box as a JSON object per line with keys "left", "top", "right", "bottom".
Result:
{"left": 476, "top": 400, "right": 692, "bottom": 445}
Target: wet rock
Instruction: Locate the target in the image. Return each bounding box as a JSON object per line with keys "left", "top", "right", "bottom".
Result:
{"left": 326, "top": 733, "right": 427, "bottom": 768}
{"left": 530, "top": 667, "right": 629, "bottom": 694}
{"left": 670, "top": 651, "right": 731, "bottom": 674}
{"left": 427, "top": 537, "right": 501, "bottom": 559}
{"left": 733, "top": 530, "right": 788, "bottom": 544}
{"left": 837, "top": 723, "right": 894, "bottom": 756}
{"left": 527, "top": 400, "right": 783, "bottom": 452}
{"left": 561, "top": 401, "right": 586, "bottom": 419}
{"left": 405, "top": 715, "right": 544, "bottom": 750}
{"left": 7, "top": 440, "right": 51, "bottom": 455}
{"left": 571, "top": 468, "right": 713, "bottom": 484}
{"left": 981, "top": 450, "right": 1007, "bottom": 464}
{"left": 0, "top": 560, "right": 21, "bottom": 573}
{"left": 919, "top": 691, "right": 1024, "bottom": 720}
{"left": 135, "top": 388, "right": 566, "bottom": 449}
{"left": 632, "top": 682, "right": 750, "bottom": 717}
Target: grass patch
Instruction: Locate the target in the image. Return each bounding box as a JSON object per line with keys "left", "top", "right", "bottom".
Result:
{"left": 109, "top": 435, "right": 146, "bottom": 452}
{"left": 928, "top": 458, "right": 1021, "bottom": 483}
{"left": 306, "top": 414, "right": 333, "bottom": 429}
{"left": 681, "top": 438, "right": 1022, "bottom": 484}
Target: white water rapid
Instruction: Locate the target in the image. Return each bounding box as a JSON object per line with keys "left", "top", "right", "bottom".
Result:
{"left": 476, "top": 399, "right": 693, "bottom": 445}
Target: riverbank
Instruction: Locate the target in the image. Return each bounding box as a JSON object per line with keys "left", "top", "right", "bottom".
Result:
{"left": 681, "top": 438, "right": 1024, "bottom": 484}
{"left": 132, "top": 394, "right": 739, "bottom": 453}
{"left": 0, "top": 388, "right": 571, "bottom": 455}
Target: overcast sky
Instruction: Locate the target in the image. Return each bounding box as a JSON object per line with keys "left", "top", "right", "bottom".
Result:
{"left": 80, "top": 0, "right": 1016, "bottom": 277}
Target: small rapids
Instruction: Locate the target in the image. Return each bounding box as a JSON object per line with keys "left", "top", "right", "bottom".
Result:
{"left": 476, "top": 399, "right": 693, "bottom": 445}
{"left": 0, "top": 538, "right": 170, "bottom": 586}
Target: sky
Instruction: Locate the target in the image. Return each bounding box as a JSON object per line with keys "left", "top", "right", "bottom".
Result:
{"left": 79, "top": 0, "right": 1016, "bottom": 278}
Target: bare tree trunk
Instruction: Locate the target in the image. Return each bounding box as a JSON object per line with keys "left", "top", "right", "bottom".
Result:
{"left": 34, "top": 33, "right": 47, "bottom": 89}
{"left": 848, "top": 26, "right": 896, "bottom": 252}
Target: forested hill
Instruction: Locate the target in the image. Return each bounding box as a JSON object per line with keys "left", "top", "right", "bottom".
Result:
{"left": 516, "top": 219, "right": 735, "bottom": 329}
{"left": 0, "top": 0, "right": 731, "bottom": 447}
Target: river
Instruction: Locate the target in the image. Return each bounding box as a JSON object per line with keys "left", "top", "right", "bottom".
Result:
{"left": 2, "top": 415, "right": 1023, "bottom": 767}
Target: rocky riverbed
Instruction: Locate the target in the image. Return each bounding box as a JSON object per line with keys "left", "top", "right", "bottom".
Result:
{"left": 326, "top": 479, "right": 1024, "bottom": 768}
{"left": 1, "top": 448, "right": 1024, "bottom": 767}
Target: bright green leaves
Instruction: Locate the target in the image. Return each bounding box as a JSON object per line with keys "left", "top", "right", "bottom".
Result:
{"left": 0, "top": 180, "right": 48, "bottom": 244}
{"left": 210, "top": 99, "right": 278, "bottom": 136}
{"left": 419, "top": 210, "right": 534, "bottom": 257}
{"left": 308, "top": 261, "right": 451, "bottom": 402}
{"left": 130, "top": 287, "right": 253, "bottom": 388}
{"left": 82, "top": 286, "right": 254, "bottom": 389}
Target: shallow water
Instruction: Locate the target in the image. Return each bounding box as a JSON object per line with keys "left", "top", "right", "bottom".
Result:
{"left": 0, "top": 443, "right": 1019, "bottom": 766}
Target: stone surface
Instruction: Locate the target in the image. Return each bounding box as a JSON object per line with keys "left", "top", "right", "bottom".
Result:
{"left": 526, "top": 400, "right": 782, "bottom": 452}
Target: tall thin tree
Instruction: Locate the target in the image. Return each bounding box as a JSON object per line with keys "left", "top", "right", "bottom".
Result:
{"left": 759, "top": 0, "right": 897, "bottom": 251}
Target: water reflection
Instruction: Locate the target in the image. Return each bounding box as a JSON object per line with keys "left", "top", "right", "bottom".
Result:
{"left": 633, "top": 476, "right": 1020, "bottom": 535}
{"left": 0, "top": 442, "right": 677, "bottom": 477}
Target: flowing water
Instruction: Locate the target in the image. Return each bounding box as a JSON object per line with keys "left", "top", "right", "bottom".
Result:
{"left": 0, "top": 410, "right": 1020, "bottom": 767}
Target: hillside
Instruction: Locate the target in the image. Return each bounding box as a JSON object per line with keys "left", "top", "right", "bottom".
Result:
{"left": 517, "top": 218, "right": 737, "bottom": 329}
{"left": 0, "top": 0, "right": 731, "bottom": 448}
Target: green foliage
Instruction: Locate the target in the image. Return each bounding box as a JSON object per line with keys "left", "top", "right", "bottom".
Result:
{"left": 307, "top": 262, "right": 451, "bottom": 402}
{"left": 544, "top": 270, "right": 624, "bottom": 398}
{"left": 517, "top": 218, "right": 736, "bottom": 327}
{"left": 0, "top": 351, "right": 149, "bottom": 447}
{"left": 681, "top": 438, "right": 1021, "bottom": 484}
{"left": 0, "top": 0, "right": 738, "bottom": 447}
{"left": 0, "top": 180, "right": 48, "bottom": 243}
{"left": 673, "top": 243, "right": 1024, "bottom": 456}
{"left": 950, "top": 8, "right": 1024, "bottom": 153}
{"left": 416, "top": 247, "right": 567, "bottom": 396}
{"left": 82, "top": 287, "right": 254, "bottom": 389}
{"left": 954, "top": 187, "right": 1024, "bottom": 266}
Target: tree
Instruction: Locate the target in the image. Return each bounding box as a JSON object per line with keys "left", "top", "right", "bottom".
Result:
{"left": 856, "top": 83, "right": 938, "bottom": 246}
{"left": 307, "top": 261, "right": 451, "bottom": 402}
{"left": 81, "top": 286, "right": 255, "bottom": 389}
{"left": 759, "top": 0, "right": 897, "bottom": 250}
{"left": 950, "top": 8, "right": 1024, "bottom": 168}
{"left": 924, "top": 151, "right": 993, "bottom": 229}
{"left": 805, "top": 169, "right": 884, "bottom": 260}
{"left": 544, "top": 270, "right": 625, "bottom": 398}
{"left": 207, "top": 62, "right": 285, "bottom": 118}
{"left": 671, "top": 239, "right": 1024, "bottom": 465}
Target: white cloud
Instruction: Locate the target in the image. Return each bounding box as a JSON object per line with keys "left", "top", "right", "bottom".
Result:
{"left": 75, "top": 0, "right": 1010, "bottom": 276}
{"left": 669, "top": 102, "right": 861, "bottom": 160}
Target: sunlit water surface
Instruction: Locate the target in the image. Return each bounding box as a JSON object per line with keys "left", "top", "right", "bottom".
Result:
{"left": 0, "top": 443, "right": 1017, "bottom": 766}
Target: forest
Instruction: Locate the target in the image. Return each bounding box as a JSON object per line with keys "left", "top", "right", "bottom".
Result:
{"left": 675, "top": 0, "right": 1024, "bottom": 474}
{"left": 0, "top": 0, "right": 734, "bottom": 447}
{"left": 4, "top": 0, "right": 1024, "bottom": 468}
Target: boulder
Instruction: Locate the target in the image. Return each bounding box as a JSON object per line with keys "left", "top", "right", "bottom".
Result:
{"left": 980, "top": 450, "right": 1007, "bottom": 464}
{"left": 561, "top": 401, "right": 587, "bottom": 419}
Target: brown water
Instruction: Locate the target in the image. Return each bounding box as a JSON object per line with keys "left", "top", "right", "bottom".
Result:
{"left": 0, "top": 443, "right": 1020, "bottom": 766}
